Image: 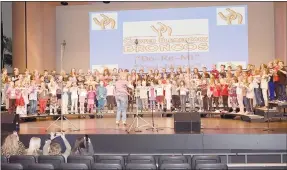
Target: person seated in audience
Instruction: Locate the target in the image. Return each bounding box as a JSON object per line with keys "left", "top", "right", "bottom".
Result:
{"left": 71, "top": 135, "right": 94, "bottom": 156}
{"left": 43, "top": 132, "right": 71, "bottom": 161}
{"left": 26, "top": 137, "right": 42, "bottom": 156}
{"left": 1, "top": 131, "right": 26, "bottom": 158}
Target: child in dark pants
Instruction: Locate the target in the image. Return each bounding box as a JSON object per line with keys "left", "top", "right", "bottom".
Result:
{"left": 106, "top": 81, "right": 115, "bottom": 113}
{"left": 6, "top": 82, "right": 17, "bottom": 114}
{"left": 199, "top": 79, "right": 208, "bottom": 111}
{"left": 171, "top": 80, "right": 180, "bottom": 112}
{"left": 127, "top": 88, "right": 134, "bottom": 113}
{"left": 221, "top": 78, "right": 229, "bottom": 112}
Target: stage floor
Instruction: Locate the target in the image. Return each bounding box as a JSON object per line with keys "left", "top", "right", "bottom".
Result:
{"left": 18, "top": 116, "right": 287, "bottom": 135}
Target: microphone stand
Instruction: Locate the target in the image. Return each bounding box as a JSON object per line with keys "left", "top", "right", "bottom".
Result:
{"left": 263, "top": 105, "right": 274, "bottom": 132}
{"left": 186, "top": 41, "right": 194, "bottom": 112}
{"left": 46, "top": 40, "right": 80, "bottom": 132}
{"left": 146, "top": 82, "right": 164, "bottom": 132}
{"left": 126, "top": 39, "right": 159, "bottom": 133}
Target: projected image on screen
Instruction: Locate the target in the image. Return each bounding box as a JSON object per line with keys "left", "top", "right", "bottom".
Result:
{"left": 89, "top": 6, "right": 248, "bottom": 71}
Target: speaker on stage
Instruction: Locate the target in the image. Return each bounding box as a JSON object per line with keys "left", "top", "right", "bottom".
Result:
{"left": 1, "top": 113, "right": 20, "bottom": 132}
{"left": 174, "top": 112, "right": 201, "bottom": 133}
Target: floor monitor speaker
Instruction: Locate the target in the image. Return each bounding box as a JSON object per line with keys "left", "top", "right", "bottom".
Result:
{"left": 174, "top": 112, "right": 201, "bottom": 133}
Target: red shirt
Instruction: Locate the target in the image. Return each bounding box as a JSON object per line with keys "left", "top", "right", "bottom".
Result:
{"left": 274, "top": 66, "right": 280, "bottom": 82}
{"left": 210, "top": 85, "right": 221, "bottom": 97}
{"left": 211, "top": 69, "right": 220, "bottom": 79}
{"left": 221, "top": 84, "right": 229, "bottom": 96}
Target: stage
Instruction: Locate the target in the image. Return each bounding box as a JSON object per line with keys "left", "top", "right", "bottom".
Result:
{"left": 18, "top": 116, "right": 287, "bottom": 135}
{"left": 2, "top": 114, "right": 287, "bottom": 156}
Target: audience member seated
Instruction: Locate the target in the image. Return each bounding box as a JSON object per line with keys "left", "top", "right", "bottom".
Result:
{"left": 26, "top": 137, "right": 42, "bottom": 156}
{"left": 1, "top": 131, "right": 26, "bottom": 158}
{"left": 43, "top": 132, "right": 71, "bottom": 161}
{"left": 71, "top": 135, "right": 94, "bottom": 156}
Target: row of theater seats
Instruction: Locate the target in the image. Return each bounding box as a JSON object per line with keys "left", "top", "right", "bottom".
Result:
{"left": 1, "top": 155, "right": 228, "bottom": 170}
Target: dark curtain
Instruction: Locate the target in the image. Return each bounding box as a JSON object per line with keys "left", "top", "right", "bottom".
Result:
{"left": 1, "top": 9, "right": 4, "bottom": 69}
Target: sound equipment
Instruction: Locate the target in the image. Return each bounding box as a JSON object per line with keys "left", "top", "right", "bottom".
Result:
{"left": 174, "top": 112, "right": 201, "bottom": 133}
{"left": 1, "top": 113, "right": 20, "bottom": 132}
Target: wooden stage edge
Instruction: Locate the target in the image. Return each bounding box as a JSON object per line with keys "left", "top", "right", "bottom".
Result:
{"left": 17, "top": 115, "right": 287, "bottom": 135}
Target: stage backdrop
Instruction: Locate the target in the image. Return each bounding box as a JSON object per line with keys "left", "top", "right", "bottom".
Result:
{"left": 89, "top": 6, "right": 248, "bottom": 71}
{"left": 56, "top": 2, "right": 275, "bottom": 72}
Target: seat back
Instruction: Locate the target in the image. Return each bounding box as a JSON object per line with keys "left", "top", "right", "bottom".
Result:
{"left": 196, "top": 163, "right": 228, "bottom": 170}
{"left": 38, "top": 155, "right": 65, "bottom": 169}
{"left": 94, "top": 155, "right": 125, "bottom": 167}
{"left": 9, "top": 155, "right": 36, "bottom": 169}
{"left": 159, "top": 155, "right": 188, "bottom": 165}
{"left": 1, "top": 156, "right": 8, "bottom": 163}
{"left": 1, "top": 163, "right": 23, "bottom": 170}
{"left": 60, "top": 163, "right": 88, "bottom": 170}
{"left": 159, "top": 163, "right": 191, "bottom": 170}
{"left": 191, "top": 155, "right": 221, "bottom": 169}
{"left": 28, "top": 163, "right": 54, "bottom": 170}
{"left": 127, "top": 155, "right": 156, "bottom": 164}
{"left": 92, "top": 163, "right": 122, "bottom": 170}
{"left": 67, "top": 155, "right": 94, "bottom": 169}
{"left": 126, "top": 163, "right": 157, "bottom": 170}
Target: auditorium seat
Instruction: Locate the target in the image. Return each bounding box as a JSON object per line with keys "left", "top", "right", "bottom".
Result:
{"left": 60, "top": 163, "right": 88, "bottom": 170}
{"left": 1, "top": 156, "right": 8, "bottom": 163}
{"left": 159, "top": 163, "right": 191, "bottom": 169}
{"left": 92, "top": 163, "right": 122, "bottom": 169}
{"left": 67, "top": 155, "right": 94, "bottom": 169}
{"left": 159, "top": 155, "right": 188, "bottom": 165}
{"left": 38, "top": 155, "right": 65, "bottom": 169}
{"left": 191, "top": 155, "right": 221, "bottom": 169}
{"left": 127, "top": 155, "right": 156, "bottom": 164}
{"left": 28, "top": 163, "right": 54, "bottom": 170}
{"left": 9, "top": 155, "right": 36, "bottom": 169}
{"left": 196, "top": 163, "right": 228, "bottom": 170}
{"left": 94, "top": 155, "right": 125, "bottom": 167}
{"left": 1, "top": 163, "right": 23, "bottom": 170}
{"left": 125, "top": 163, "right": 157, "bottom": 170}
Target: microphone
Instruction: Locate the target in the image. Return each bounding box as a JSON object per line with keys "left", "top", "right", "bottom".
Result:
{"left": 135, "top": 39, "right": 138, "bottom": 45}
{"left": 62, "top": 40, "right": 66, "bottom": 46}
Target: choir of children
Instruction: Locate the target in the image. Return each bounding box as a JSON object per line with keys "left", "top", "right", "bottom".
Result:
{"left": 1, "top": 59, "right": 287, "bottom": 117}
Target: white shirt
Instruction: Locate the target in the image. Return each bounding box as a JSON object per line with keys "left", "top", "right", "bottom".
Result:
{"left": 253, "top": 76, "right": 260, "bottom": 88}
{"left": 106, "top": 85, "right": 115, "bottom": 96}
{"left": 178, "top": 87, "right": 188, "bottom": 96}
{"left": 10, "top": 88, "right": 16, "bottom": 98}
{"left": 164, "top": 84, "right": 172, "bottom": 98}
{"left": 156, "top": 85, "right": 164, "bottom": 96}
{"left": 70, "top": 87, "right": 79, "bottom": 99}
{"left": 79, "top": 88, "right": 87, "bottom": 97}
{"left": 48, "top": 83, "right": 58, "bottom": 96}
{"left": 29, "top": 86, "right": 38, "bottom": 100}
{"left": 260, "top": 75, "right": 270, "bottom": 89}
{"left": 139, "top": 86, "right": 148, "bottom": 99}
{"left": 247, "top": 83, "right": 254, "bottom": 99}
{"left": 135, "top": 86, "right": 141, "bottom": 97}
{"left": 234, "top": 83, "right": 242, "bottom": 95}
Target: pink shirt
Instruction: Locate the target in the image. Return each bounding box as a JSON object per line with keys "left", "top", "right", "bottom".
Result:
{"left": 115, "top": 80, "right": 130, "bottom": 97}
{"left": 87, "top": 90, "right": 96, "bottom": 100}
{"left": 6, "top": 87, "right": 18, "bottom": 99}
{"left": 149, "top": 87, "right": 156, "bottom": 100}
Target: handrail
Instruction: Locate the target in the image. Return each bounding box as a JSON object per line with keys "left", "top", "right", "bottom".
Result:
{"left": 237, "top": 152, "right": 287, "bottom": 156}
{"left": 227, "top": 163, "right": 287, "bottom": 167}
{"left": 93, "top": 152, "right": 287, "bottom": 164}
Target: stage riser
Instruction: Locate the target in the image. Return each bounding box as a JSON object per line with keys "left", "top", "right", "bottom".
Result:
{"left": 254, "top": 109, "right": 285, "bottom": 120}
{"left": 241, "top": 115, "right": 265, "bottom": 123}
